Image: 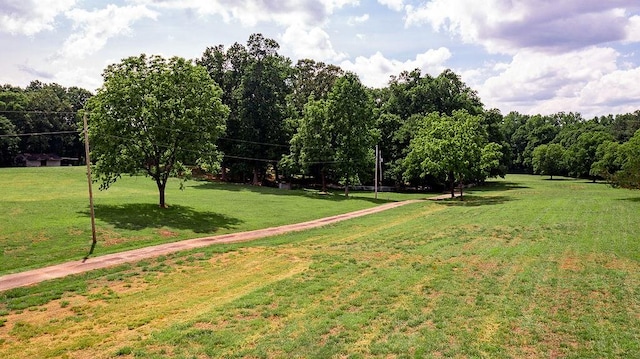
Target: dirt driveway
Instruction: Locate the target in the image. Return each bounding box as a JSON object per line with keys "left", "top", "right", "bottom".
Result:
{"left": 0, "top": 200, "right": 423, "bottom": 292}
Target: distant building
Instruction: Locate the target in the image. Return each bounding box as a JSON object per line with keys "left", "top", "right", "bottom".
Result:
{"left": 14, "top": 153, "right": 62, "bottom": 167}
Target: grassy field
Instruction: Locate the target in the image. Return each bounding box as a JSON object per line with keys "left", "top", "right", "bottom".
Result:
{"left": 0, "top": 167, "right": 424, "bottom": 274}
{"left": 1, "top": 173, "right": 639, "bottom": 358}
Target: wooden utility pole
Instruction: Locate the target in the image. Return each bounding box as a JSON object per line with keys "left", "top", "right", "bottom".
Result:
{"left": 83, "top": 114, "right": 97, "bottom": 259}
{"left": 375, "top": 145, "right": 379, "bottom": 199}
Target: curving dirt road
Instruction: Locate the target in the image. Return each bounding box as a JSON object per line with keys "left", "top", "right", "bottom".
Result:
{"left": 0, "top": 200, "right": 423, "bottom": 292}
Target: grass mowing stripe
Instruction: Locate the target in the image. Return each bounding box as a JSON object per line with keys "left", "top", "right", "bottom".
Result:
{"left": 0, "top": 174, "right": 638, "bottom": 358}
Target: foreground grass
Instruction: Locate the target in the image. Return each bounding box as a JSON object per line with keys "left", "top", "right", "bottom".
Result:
{"left": 0, "top": 167, "right": 424, "bottom": 274}
{"left": 0, "top": 175, "right": 639, "bottom": 358}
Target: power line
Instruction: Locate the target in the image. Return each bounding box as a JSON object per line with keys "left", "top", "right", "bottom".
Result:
{"left": 0, "top": 128, "right": 291, "bottom": 149}
{"left": 0, "top": 130, "right": 80, "bottom": 138}
{"left": 1, "top": 110, "right": 292, "bottom": 149}
{"left": 100, "top": 133, "right": 284, "bottom": 163}
{"left": 222, "top": 154, "right": 282, "bottom": 163}
{"left": 98, "top": 133, "right": 344, "bottom": 165}
{"left": 0, "top": 110, "right": 80, "bottom": 115}
{"left": 218, "top": 137, "right": 289, "bottom": 148}
{"left": 0, "top": 128, "right": 343, "bottom": 165}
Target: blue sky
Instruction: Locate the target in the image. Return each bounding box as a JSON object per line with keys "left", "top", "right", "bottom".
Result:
{"left": 2, "top": 0, "right": 640, "bottom": 118}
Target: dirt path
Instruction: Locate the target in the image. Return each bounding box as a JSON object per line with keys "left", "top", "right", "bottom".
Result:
{"left": 0, "top": 199, "right": 424, "bottom": 292}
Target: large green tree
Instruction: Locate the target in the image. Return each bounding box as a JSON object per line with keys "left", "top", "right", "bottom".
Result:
{"left": 403, "top": 110, "right": 502, "bottom": 198}
{"left": 590, "top": 140, "right": 622, "bottom": 181}
{"left": 511, "top": 114, "right": 560, "bottom": 172}
{"left": 238, "top": 34, "right": 292, "bottom": 184}
{"left": 85, "top": 54, "right": 229, "bottom": 208}
{"left": 284, "top": 97, "right": 334, "bottom": 191}
{"left": 610, "top": 129, "right": 640, "bottom": 189}
{"left": 377, "top": 69, "right": 486, "bottom": 187}
{"left": 532, "top": 143, "right": 566, "bottom": 179}
{"left": 286, "top": 73, "right": 378, "bottom": 196}
{"left": 198, "top": 34, "right": 291, "bottom": 184}
{"left": 563, "top": 130, "right": 613, "bottom": 180}
{"left": 327, "top": 73, "right": 378, "bottom": 197}
{"left": 0, "top": 115, "right": 19, "bottom": 166}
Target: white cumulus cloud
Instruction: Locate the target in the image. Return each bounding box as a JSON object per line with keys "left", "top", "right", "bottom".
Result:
{"left": 131, "top": 0, "right": 357, "bottom": 27}
{"left": 60, "top": 5, "right": 159, "bottom": 59}
{"left": 625, "top": 15, "right": 640, "bottom": 42}
{"left": 377, "top": 0, "right": 404, "bottom": 12}
{"left": 340, "top": 47, "right": 452, "bottom": 88}
{"left": 281, "top": 25, "right": 348, "bottom": 62}
{"left": 0, "top": 0, "right": 77, "bottom": 35}
{"left": 348, "top": 14, "right": 369, "bottom": 26}
{"left": 405, "top": 0, "right": 640, "bottom": 54}
{"left": 474, "top": 47, "right": 640, "bottom": 117}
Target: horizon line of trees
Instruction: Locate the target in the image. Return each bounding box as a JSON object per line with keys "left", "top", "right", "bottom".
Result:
{"left": 2, "top": 33, "right": 639, "bottom": 195}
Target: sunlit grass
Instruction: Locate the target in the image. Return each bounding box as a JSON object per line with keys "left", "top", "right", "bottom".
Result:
{"left": 0, "top": 167, "right": 426, "bottom": 274}
{"left": 0, "top": 174, "right": 638, "bottom": 358}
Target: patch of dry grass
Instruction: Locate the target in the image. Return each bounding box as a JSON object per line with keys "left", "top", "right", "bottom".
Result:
{"left": 0, "top": 175, "right": 638, "bottom": 358}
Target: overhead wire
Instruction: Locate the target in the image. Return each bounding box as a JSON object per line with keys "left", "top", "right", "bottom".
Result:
{"left": 0, "top": 110, "right": 80, "bottom": 115}
{"left": 0, "top": 110, "right": 343, "bottom": 164}
{"left": 0, "top": 130, "right": 80, "bottom": 138}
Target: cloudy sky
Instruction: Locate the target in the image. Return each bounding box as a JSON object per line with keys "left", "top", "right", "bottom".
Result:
{"left": 2, "top": 0, "right": 640, "bottom": 118}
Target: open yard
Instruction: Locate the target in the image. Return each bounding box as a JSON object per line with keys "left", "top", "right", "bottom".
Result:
{"left": 0, "top": 167, "right": 423, "bottom": 275}
{"left": 0, "top": 171, "right": 639, "bottom": 358}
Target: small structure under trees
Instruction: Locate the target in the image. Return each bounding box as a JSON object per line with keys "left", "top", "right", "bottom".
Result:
{"left": 14, "top": 153, "right": 62, "bottom": 167}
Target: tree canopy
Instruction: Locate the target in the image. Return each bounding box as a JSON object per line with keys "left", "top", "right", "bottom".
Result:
{"left": 197, "top": 34, "right": 291, "bottom": 184}
{"left": 85, "top": 54, "right": 229, "bottom": 208}
{"left": 403, "top": 110, "right": 502, "bottom": 198}
{"left": 596, "top": 129, "right": 640, "bottom": 189}
{"left": 327, "top": 73, "right": 379, "bottom": 196}
{"left": 285, "top": 73, "right": 378, "bottom": 196}
{"left": 0, "top": 83, "right": 91, "bottom": 166}
{"left": 0, "top": 115, "right": 18, "bottom": 165}
{"left": 2, "top": 33, "right": 640, "bottom": 192}
{"left": 532, "top": 143, "right": 565, "bottom": 180}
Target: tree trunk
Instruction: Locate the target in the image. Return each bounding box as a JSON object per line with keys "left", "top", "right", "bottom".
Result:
{"left": 252, "top": 164, "right": 260, "bottom": 186}
{"left": 344, "top": 177, "right": 350, "bottom": 197}
{"left": 221, "top": 164, "right": 227, "bottom": 182}
{"left": 459, "top": 180, "right": 464, "bottom": 201}
{"left": 321, "top": 167, "right": 327, "bottom": 192}
{"left": 157, "top": 179, "right": 167, "bottom": 208}
{"left": 449, "top": 172, "right": 455, "bottom": 198}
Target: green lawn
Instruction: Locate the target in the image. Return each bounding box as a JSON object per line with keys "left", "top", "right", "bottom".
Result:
{"left": 0, "top": 173, "right": 639, "bottom": 358}
{"left": 0, "top": 166, "right": 425, "bottom": 274}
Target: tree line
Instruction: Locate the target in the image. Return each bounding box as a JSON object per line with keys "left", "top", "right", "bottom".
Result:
{"left": 1, "top": 34, "right": 639, "bottom": 206}
{"left": 0, "top": 82, "right": 92, "bottom": 165}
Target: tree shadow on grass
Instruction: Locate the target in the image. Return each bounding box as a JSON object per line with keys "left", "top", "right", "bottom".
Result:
{"left": 617, "top": 197, "right": 640, "bottom": 203}
{"left": 191, "top": 181, "right": 394, "bottom": 205}
{"left": 469, "top": 181, "right": 529, "bottom": 193}
{"left": 433, "top": 195, "right": 513, "bottom": 207}
{"left": 83, "top": 204, "right": 243, "bottom": 233}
